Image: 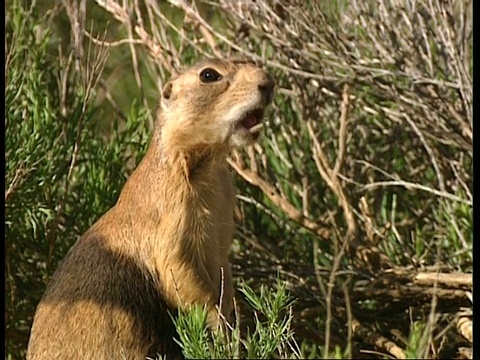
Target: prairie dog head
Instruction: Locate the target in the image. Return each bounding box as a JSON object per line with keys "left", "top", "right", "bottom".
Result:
{"left": 159, "top": 57, "right": 275, "bottom": 151}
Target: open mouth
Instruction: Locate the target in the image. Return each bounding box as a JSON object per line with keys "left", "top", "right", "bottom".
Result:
{"left": 239, "top": 108, "right": 265, "bottom": 133}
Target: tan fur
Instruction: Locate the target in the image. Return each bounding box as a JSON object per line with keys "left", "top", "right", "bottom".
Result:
{"left": 26, "top": 58, "right": 275, "bottom": 360}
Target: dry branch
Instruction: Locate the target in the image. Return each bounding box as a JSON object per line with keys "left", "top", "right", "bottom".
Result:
{"left": 352, "top": 318, "right": 406, "bottom": 359}
{"left": 350, "top": 268, "right": 472, "bottom": 302}
{"left": 352, "top": 284, "right": 468, "bottom": 302}
{"left": 94, "top": 0, "right": 175, "bottom": 73}
{"left": 227, "top": 155, "right": 330, "bottom": 240}
{"left": 456, "top": 316, "right": 472, "bottom": 343}
{"left": 457, "top": 347, "right": 473, "bottom": 359}
{"left": 414, "top": 272, "right": 472, "bottom": 289}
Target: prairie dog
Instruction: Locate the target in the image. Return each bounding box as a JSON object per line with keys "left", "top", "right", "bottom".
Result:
{"left": 26, "top": 57, "right": 275, "bottom": 360}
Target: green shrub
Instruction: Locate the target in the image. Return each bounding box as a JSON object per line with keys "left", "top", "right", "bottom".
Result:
{"left": 172, "top": 280, "right": 299, "bottom": 359}
{"left": 5, "top": 2, "right": 150, "bottom": 357}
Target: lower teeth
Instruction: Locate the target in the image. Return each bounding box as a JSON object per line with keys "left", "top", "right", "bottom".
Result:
{"left": 249, "top": 123, "right": 263, "bottom": 132}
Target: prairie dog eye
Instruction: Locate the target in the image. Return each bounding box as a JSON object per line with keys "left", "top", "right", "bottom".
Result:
{"left": 199, "top": 68, "right": 222, "bottom": 83}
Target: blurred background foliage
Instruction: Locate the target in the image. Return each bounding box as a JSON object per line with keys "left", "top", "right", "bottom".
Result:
{"left": 5, "top": 0, "right": 472, "bottom": 358}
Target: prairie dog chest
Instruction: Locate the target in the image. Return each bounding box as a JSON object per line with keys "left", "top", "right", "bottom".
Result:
{"left": 192, "top": 164, "right": 235, "bottom": 230}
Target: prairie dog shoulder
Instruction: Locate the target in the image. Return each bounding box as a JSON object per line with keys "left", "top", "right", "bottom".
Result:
{"left": 26, "top": 57, "right": 275, "bottom": 360}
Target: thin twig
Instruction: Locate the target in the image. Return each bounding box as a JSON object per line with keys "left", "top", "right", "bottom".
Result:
{"left": 227, "top": 157, "right": 330, "bottom": 240}
{"left": 363, "top": 180, "right": 471, "bottom": 206}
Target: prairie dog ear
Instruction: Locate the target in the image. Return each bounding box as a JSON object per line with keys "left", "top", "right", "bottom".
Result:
{"left": 161, "top": 81, "right": 174, "bottom": 111}
{"left": 162, "top": 81, "right": 173, "bottom": 100}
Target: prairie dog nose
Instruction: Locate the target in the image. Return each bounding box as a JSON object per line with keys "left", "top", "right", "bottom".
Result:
{"left": 238, "top": 66, "right": 275, "bottom": 86}
{"left": 253, "top": 70, "right": 275, "bottom": 105}
{"left": 257, "top": 72, "right": 275, "bottom": 97}
{"left": 235, "top": 65, "right": 275, "bottom": 103}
